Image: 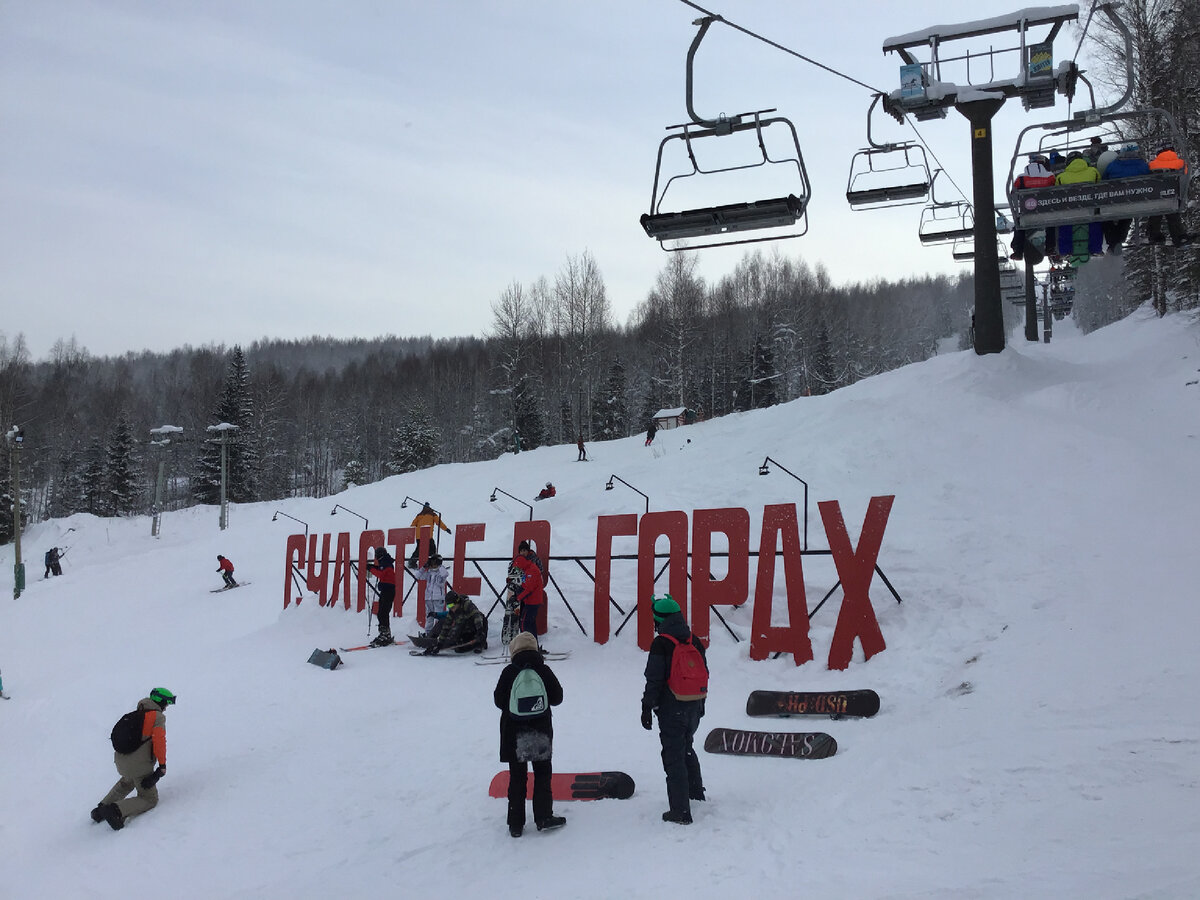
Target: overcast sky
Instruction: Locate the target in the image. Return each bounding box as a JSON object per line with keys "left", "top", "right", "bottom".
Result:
{"left": 0, "top": 1, "right": 1098, "bottom": 360}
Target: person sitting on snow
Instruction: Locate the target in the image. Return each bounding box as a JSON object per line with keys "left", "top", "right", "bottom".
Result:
{"left": 415, "top": 591, "right": 488, "bottom": 654}
{"left": 536, "top": 483, "right": 556, "bottom": 501}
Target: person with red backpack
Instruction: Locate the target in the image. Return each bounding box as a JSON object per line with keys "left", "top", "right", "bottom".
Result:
{"left": 640, "top": 594, "right": 708, "bottom": 824}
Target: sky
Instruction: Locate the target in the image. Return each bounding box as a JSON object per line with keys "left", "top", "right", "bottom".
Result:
{"left": 3, "top": 306, "right": 1200, "bottom": 897}
{"left": 0, "top": 1, "right": 1107, "bottom": 360}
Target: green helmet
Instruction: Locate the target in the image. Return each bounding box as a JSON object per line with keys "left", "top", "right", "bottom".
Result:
{"left": 149, "top": 687, "right": 177, "bottom": 707}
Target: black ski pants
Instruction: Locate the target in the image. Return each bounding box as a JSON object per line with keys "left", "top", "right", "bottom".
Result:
{"left": 376, "top": 583, "right": 396, "bottom": 633}
{"left": 657, "top": 698, "right": 705, "bottom": 816}
{"left": 506, "top": 760, "right": 552, "bottom": 829}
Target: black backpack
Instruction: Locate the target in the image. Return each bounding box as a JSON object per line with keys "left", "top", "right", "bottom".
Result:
{"left": 110, "top": 710, "right": 149, "bottom": 754}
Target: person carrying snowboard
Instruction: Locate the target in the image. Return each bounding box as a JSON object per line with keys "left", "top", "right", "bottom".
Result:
{"left": 413, "top": 590, "right": 488, "bottom": 654}
{"left": 92, "top": 687, "right": 176, "bottom": 831}
{"left": 641, "top": 595, "right": 708, "bottom": 825}
{"left": 366, "top": 546, "right": 397, "bottom": 647}
{"left": 216, "top": 555, "right": 238, "bottom": 588}
{"left": 493, "top": 631, "right": 565, "bottom": 837}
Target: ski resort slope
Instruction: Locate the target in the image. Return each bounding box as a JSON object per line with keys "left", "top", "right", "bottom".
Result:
{"left": 3, "top": 308, "right": 1199, "bottom": 899}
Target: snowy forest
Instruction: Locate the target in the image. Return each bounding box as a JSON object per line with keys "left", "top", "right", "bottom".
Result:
{"left": 1, "top": 0, "right": 1196, "bottom": 538}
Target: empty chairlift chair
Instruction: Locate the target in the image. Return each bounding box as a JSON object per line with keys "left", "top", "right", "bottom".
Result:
{"left": 640, "top": 15, "right": 811, "bottom": 251}
{"left": 918, "top": 170, "right": 974, "bottom": 245}
{"left": 846, "top": 94, "right": 932, "bottom": 211}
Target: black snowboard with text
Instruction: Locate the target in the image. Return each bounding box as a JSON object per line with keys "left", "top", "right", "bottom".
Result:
{"left": 703, "top": 728, "right": 837, "bottom": 760}
{"left": 746, "top": 689, "right": 879, "bottom": 719}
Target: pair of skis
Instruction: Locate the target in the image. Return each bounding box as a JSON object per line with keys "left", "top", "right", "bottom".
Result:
{"left": 210, "top": 581, "right": 250, "bottom": 593}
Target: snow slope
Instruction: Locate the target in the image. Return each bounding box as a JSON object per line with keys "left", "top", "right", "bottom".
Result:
{"left": 3, "top": 308, "right": 1199, "bottom": 899}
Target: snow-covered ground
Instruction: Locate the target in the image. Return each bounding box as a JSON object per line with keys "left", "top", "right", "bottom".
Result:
{"left": 3, "top": 308, "right": 1199, "bottom": 899}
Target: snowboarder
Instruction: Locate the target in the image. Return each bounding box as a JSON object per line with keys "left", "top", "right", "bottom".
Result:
{"left": 409, "top": 552, "right": 451, "bottom": 634}
{"left": 641, "top": 595, "right": 708, "bottom": 825}
{"left": 535, "top": 483, "right": 556, "bottom": 501}
{"left": 413, "top": 591, "right": 488, "bottom": 654}
{"left": 408, "top": 502, "right": 451, "bottom": 565}
{"left": 493, "top": 631, "right": 565, "bottom": 837}
{"left": 44, "top": 546, "right": 62, "bottom": 578}
{"left": 92, "top": 687, "right": 175, "bottom": 831}
{"left": 216, "top": 555, "right": 238, "bottom": 588}
{"left": 366, "top": 546, "right": 397, "bottom": 647}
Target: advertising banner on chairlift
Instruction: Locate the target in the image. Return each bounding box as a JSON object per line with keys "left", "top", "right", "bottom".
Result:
{"left": 1026, "top": 42, "right": 1053, "bottom": 79}
{"left": 899, "top": 64, "right": 925, "bottom": 100}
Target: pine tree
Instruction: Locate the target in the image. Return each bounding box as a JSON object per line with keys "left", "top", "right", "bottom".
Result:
{"left": 46, "top": 445, "right": 86, "bottom": 519}
{"left": 342, "top": 459, "right": 368, "bottom": 489}
{"left": 105, "top": 415, "right": 141, "bottom": 515}
{"left": 388, "top": 403, "right": 439, "bottom": 474}
{"left": 593, "top": 357, "right": 628, "bottom": 439}
{"left": 195, "top": 347, "right": 257, "bottom": 504}
{"left": 81, "top": 438, "right": 109, "bottom": 516}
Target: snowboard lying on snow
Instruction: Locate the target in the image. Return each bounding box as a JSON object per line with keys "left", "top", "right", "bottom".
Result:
{"left": 745, "top": 689, "right": 879, "bottom": 719}
{"left": 704, "top": 728, "right": 837, "bottom": 760}
{"left": 488, "top": 771, "right": 635, "bottom": 801}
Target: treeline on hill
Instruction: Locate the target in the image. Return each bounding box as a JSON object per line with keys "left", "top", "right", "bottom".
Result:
{"left": 0, "top": 250, "right": 971, "bottom": 535}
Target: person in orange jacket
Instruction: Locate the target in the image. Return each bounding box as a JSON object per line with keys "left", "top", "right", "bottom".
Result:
{"left": 92, "top": 687, "right": 175, "bottom": 830}
{"left": 216, "top": 554, "right": 238, "bottom": 588}
{"left": 408, "top": 502, "right": 451, "bottom": 566}
{"left": 1146, "top": 146, "right": 1191, "bottom": 246}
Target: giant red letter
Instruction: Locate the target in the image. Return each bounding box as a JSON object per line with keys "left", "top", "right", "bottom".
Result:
{"left": 821, "top": 496, "right": 893, "bottom": 670}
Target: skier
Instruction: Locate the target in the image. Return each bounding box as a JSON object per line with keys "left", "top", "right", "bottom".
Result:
{"left": 645, "top": 422, "right": 657, "bottom": 446}
{"left": 1146, "top": 146, "right": 1192, "bottom": 247}
{"left": 92, "top": 687, "right": 175, "bottom": 831}
{"left": 44, "top": 546, "right": 62, "bottom": 578}
{"left": 408, "top": 502, "right": 451, "bottom": 566}
{"left": 365, "top": 546, "right": 397, "bottom": 647}
{"left": 641, "top": 595, "right": 708, "bottom": 825}
{"left": 576, "top": 435, "right": 586, "bottom": 461}
{"left": 216, "top": 555, "right": 238, "bottom": 588}
{"left": 413, "top": 591, "right": 488, "bottom": 654}
{"left": 493, "top": 631, "right": 565, "bottom": 837}
{"left": 408, "top": 552, "right": 451, "bottom": 635}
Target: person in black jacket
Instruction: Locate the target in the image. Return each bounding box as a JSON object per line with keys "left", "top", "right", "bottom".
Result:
{"left": 493, "top": 631, "right": 565, "bottom": 837}
{"left": 641, "top": 595, "right": 708, "bottom": 824}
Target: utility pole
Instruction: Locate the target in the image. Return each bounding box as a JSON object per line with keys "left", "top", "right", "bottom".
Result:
{"left": 206, "top": 423, "right": 238, "bottom": 531}
{"left": 149, "top": 425, "right": 183, "bottom": 537}
{"left": 6, "top": 426, "right": 25, "bottom": 599}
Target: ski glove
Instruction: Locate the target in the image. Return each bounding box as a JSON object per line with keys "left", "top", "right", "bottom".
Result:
{"left": 141, "top": 766, "right": 165, "bottom": 789}
{"left": 641, "top": 708, "right": 653, "bottom": 731}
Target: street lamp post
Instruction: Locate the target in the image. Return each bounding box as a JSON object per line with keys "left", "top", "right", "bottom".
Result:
{"left": 331, "top": 504, "right": 369, "bottom": 530}
{"left": 605, "top": 474, "right": 649, "bottom": 515}
{"left": 272, "top": 511, "right": 310, "bottom": 537}
{"left": 6, "top": 426, "right": 25, "bottom": 598}
{"left": 489, "top": 487, "right": 533, "bottom": 521}
{"left": 758, "top": 455, "right": 809, "bottom": 550}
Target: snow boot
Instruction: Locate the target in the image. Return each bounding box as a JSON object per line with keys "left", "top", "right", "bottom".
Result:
{"left": 662, "top": 810, "right": 693, "bottom": 825}
{"left": 535, "top": 815, "right": 566, "bottom": 832}
{"left": 90, "top": 803, "right": 110, "bottom": 823}
{"left": 369, "top": 632, "right": 393, "bottom": 648}
{"left": 103, "top": 804, "right": 126, "bottom": 831}
{"left": 509, "top": 825, "right": 523, "bottom": 838}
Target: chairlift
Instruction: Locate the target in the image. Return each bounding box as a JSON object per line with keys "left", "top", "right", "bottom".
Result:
{"left": 917, "top": 170, "right": 973, "bottom": 245}
{"left": 641, "top": 16, "right": 812, "bottom": 251}
{"left": 846, "top": 94, "right": 932, "bottom": 211}
{"left": 1007, "top": 106, "right": 1191, "bottom": 231}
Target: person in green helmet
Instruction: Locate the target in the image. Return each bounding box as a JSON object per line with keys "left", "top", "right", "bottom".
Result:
{"left": 92, "top": 687, "right": 175, "bottom": 831}
{"left": 641, "top": 595, "right": 708, "bottom": 825}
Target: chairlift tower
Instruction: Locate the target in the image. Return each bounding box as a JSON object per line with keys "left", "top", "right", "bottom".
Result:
{"left": 881, "top": 5, "right": 1082, "bottom": 355}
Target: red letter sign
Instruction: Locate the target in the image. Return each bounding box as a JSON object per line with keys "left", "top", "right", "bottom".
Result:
{"left": 821, "top": 496, "right": 893, "bottom": 670}
{"left": 749, "top": 504, "right": 813, "bottom": 665}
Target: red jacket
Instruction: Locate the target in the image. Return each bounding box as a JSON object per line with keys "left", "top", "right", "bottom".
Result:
{"left": 513, "top": 555, "right": 545, "bottom": 606}
{"left": 217, "top": 557, "right": 234, "bottom": 574}
{"left": 368, "top": 561, "right": 396, "bottom": 586}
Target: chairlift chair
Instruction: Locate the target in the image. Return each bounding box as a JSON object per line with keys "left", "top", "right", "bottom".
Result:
{"left": 1007, "top": 106, "right": 1191, "bottom": 232}
{"left": 917, "top": 169, "right": 973, "bottom": 244}
{"left": 641, "top": 16, "right": 812, "bottom": 251}
{"left": 846, "top": 94, "right": 932, "bottom": 211}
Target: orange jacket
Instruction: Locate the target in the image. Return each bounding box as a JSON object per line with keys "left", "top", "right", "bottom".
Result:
{"left": 1149, "top": 149, "right": 1187, "bottom": 174}
{"left": 141, "top": 707, "right": 167, "bottom": 766}
{"left": 410, "top": 511, "right": 451, "bottom": 534}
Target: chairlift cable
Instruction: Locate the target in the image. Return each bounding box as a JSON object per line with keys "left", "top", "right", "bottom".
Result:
{"left": 677, "top": 0, "right": 885, "bottom": 95}
{"left": 1070, "top": 0, "right": 1100, "bottom": 64}
{"left": 905, "top": 120, "right": 971, "bottom": 206}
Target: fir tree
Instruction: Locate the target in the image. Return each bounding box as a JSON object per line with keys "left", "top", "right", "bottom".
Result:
{"left": 593, "top": 357, "right": 628, "bottom": 439}
{"left": 195, "top": 347, "right": 257, "bottom": 504}
{"left": 105, "top": 415, "right": 141, "bottom": 515}
{"left": 388, "top": 403, "right": 439, "bottom": 474}
{"left": 81, "top": 438, "right": 109, "bottom": 516}
{"left": 342, "top": 459, "right": 368, "bottom": 489}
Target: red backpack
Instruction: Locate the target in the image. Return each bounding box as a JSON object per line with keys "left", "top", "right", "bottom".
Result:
{"left": 662, "top": 634, "right": 708, "bottom": 701}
